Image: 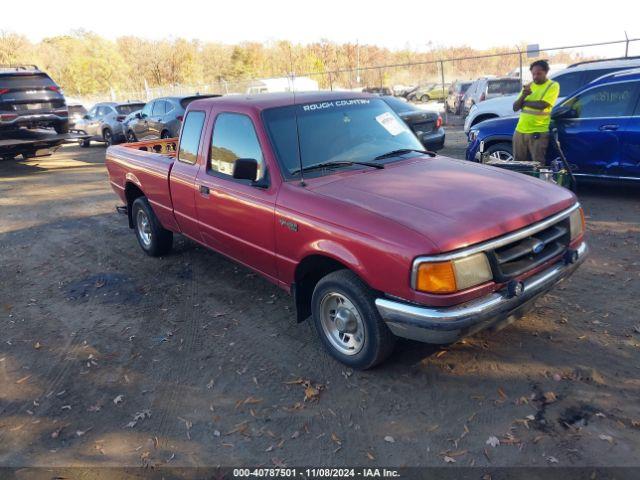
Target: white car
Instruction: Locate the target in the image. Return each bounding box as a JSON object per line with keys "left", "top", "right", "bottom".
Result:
{"left": 463, "top": 57, "right": 640, "bottom": 134}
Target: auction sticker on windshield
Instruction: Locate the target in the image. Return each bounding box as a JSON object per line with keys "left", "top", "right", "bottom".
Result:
{"left": 375, "top": 111, "right": 406, "bottom": 136}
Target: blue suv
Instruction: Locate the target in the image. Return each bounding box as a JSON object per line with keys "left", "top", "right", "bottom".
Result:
{"left": 466, "top": 68, "right": 640, "bottom": 181}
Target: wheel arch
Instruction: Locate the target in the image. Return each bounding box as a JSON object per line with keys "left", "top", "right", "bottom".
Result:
{"left": 124, "top": 181, "right": 145, "bottom": 228}
{"left": 470, "top": 113, "right": 499, "bottom": 128}
{"left": 292, "top": 254, "right": 357, "bottom": 323}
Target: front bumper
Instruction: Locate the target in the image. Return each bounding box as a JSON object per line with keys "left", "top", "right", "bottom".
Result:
{"left": 375, "top": 242, "right": 587, "bottom": 344}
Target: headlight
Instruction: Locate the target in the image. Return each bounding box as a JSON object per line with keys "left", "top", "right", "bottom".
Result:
{"left": 569, "top": 207, "right": 585, "bottom": 241}
{"left": 414, "top": 253, "right": 493, "bottom": 294}
{"left": 468, "top": 129, "right": 479, "bottom": 142}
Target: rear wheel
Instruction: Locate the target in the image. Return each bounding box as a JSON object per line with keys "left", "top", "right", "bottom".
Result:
{"left": 420, "top": 94, "right": 430, "bottom": 102}
{"left": 79, "top": 138, "right": 91, "bottom": 147}
{"left": 54, "top": 122, "right": 69, "bottom": 134}
{"left": 311, "top": 270, "right": 396, "bottom": 369}
{"left": 160, "top": 130, "right": 170, "bottom": 139}
{"left": 131, "top": 197, "right": 173, "bottom": 257}
{"left": 484, "top": 142, "right": 514, "bottom": 162}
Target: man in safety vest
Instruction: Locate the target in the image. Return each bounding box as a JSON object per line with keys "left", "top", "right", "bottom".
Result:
{"left": 512, "top": 59, "right": 560, "bottom": 165}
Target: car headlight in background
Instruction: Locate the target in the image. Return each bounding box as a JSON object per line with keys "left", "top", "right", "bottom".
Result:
{"left": 414, "top": 253, "right": 493, "bottom": 294}
{"left": 468, "top": 129, "right": 479, "bottom": 142}
{"left": 569, "top": 207, "right": 586, "bottom": 241}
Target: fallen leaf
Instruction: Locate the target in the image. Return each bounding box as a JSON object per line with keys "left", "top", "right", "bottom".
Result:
{"left": 207, "top": 379, "right": 214, "bottom": 389}
{"left": 243, "top": 396, "right": 262, "bottom": 405}
{"left": 631, "top": 420, "right": 640, "bottom": 429}
{"left": 497, "top": 387, "right": 507, "bottom": 401}
{"left": 133, "top": 409, "right": 151, "bottom": 421}
{"left": 384, "top": 435, "right": 395, "bottom": 443}
{"left": 16, "top": 375, "right": 31, "bottom": 385}
{"left": 113, "top": 395, "right": 124, "bottom": 405}
{"left": 284, "top": 378, "right": 304, "bottom": 385}
{"left": 304, "top": 384, "right": 320, "bottom": 402}
{"left": 486, "top": 436, "right": 500, "bottom": 447}
{"left": 331, "top": 433, "right": 341, "bottom": 445}
{"left": 443, "top": 456, "right": 456, "bottom": 463}
{"left": 366, "top": 452, "right": 375, "bottom": 460}
{"left": 291, "top": 431, "right": 300, "bottom": 439}
{"left": 598, "top": 434, "right": 614, "bottom": 444}
{"left": 76, "top": 427, "right": 92, "bottom": 437}
{"left": 546, "top": 456, "right": 559, "bottom": 464}
{"left": 34, "top": 342, "right": 42, "bottom": 350}
{"left": 542, "top": 392, "right": 557, "bottom": 404}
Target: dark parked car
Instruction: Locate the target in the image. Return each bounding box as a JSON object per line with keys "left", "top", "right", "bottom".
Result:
{"left": 126, "top": 95, "right": 220, "bottom": 142}
{"left": 382, "top": 96, "right": 445, "bottom": 150}
{"left": 445, "top": 81, "right": 472, "bottom": 114}
{"left": 466, "top": 68, "right": 640, "bottom": 181}
{"left": 0, "top": 65, "right": 68, "bottom": 134}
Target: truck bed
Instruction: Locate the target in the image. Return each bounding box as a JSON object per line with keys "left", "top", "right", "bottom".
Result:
{"left": 105, "top": 138, "right": 180, "bottom": 232}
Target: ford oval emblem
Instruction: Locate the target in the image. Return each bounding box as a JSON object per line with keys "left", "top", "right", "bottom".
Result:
{"left": 532, "top": 241, "right": 545, "bottom": 254}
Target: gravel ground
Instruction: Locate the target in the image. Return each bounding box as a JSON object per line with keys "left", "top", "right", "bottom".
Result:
{"left": 1, "top": 132, "right": 639, "bottom": 472}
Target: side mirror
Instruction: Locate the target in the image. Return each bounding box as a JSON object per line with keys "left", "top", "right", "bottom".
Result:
{"left": 135, "top": 112, "right": 142, "bottom": 119}
{"left": 233, "top": 158, "right": 258, "bottom": 182}
{"left": 552, "top": 104, "right": 576, "bottom": 120}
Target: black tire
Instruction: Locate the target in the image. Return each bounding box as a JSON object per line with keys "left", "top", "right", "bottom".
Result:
{"left": 131, "top": 197, "right": 173, "bottom": 257}
{"left": 22, "top": 150, "right": 36, "bottom": 159}
{"left": 80, "top": 139, "right": 91, "bottom": 148}
{"left": 54, "top": 122, "right": 69, "bottom": 134}
{"left": 160, "top": 130, "right": 170, "bottom": 139}
{"left": 102, "top": 128, "right": 114, "bottom": 147}
{"left": 126, "top": 130, "right": 137, "bottom": 143}
{"left": 483, "top": 142, "right": 514, "bottom": 162}
{"left": 420, "top": 94, "right": 430, "bottom": 102}
{"left": 311, "top": 270, "right": 396, "bottom": 369}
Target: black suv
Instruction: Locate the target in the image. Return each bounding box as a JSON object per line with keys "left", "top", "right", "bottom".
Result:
{"left": 0, "top": 65, "right": 68, "bottom": 134}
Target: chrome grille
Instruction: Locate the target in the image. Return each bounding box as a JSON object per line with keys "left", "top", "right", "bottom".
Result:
{"left": 486, "top": 218, "right": 570, "bottom": 282}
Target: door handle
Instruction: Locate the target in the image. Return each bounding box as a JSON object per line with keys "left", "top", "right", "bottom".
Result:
{"left": 599, "top": 124, "right": 619, "bottom": 131}
{"left": 198, "top": 185, "right": 210, "bottom": 196}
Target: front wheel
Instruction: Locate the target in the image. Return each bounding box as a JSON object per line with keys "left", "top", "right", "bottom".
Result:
{"left": 126, "top": 130, "right": 137, "bottom": 143}
{"left": 484, "top": 142, "right": 514, "bottom": 162}
{"left": 160, "top": 130, "right": 170, "bottom": 139}
{"left": 311, "top": 270, "right": 396, "bottom": 369}
{"left": 420, "top": 94, "right": 430, "bottom": 102}
{"left": 54, "top": 122, "right": 69, "bottom": 134}
{"left": 102, "top": 128, "right": 113, "bottom": 147}
{"left": 131, "top": 197, "right": 173, "bottom": 257}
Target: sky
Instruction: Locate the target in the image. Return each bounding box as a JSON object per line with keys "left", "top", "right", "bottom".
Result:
{"left": 2, "top": 0, "right": 639, "bottom": 56}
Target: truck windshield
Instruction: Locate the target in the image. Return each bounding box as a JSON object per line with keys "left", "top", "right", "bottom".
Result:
{"left": 262, "top": 98, "right": 425, "bottom": 179}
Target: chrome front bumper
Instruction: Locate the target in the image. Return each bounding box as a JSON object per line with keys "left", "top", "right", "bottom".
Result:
{"left": 376, "top": 242, "right": 587, "bottom": 344}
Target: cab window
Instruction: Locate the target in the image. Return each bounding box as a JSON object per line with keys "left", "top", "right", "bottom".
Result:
{"left": 177, "top": 111, "right": 206, "bottom": 165}
{"left": 209, "top": 113, "right": 265, "bottom": 181}
{"left": 152, "top": 101, "right": 166, "bottom": 116}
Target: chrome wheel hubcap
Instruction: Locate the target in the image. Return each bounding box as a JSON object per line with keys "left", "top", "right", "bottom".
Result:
{"left": 136, "top": 209, "right": 152, "bottom": 248}
{"left": 489, "top": 150, "right": 513, "bottom": 162}
{"left": 319, "top": 292, "right": 365, "bottom": 356}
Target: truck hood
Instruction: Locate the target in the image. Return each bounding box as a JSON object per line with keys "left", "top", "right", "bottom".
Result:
{"left": 308, "top": 156, "right": 576, "bottom": 253}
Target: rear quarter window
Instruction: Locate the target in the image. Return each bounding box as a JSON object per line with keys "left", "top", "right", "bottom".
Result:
{"left": 177, "top": 111, "right": 206, "bottom": 164}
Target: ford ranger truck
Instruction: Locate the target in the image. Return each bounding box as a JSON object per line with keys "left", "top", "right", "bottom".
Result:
{"left": 105, "top": 92, "right": 587, "bottom": 369}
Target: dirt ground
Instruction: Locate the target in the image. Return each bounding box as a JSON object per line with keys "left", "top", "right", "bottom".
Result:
{"left": 1, "top": 130, "right": 640, "bottom": 471}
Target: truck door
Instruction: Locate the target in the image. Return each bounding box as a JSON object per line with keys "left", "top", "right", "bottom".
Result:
{"left": 168, "top": 110, "right": 207, "bottom": 241}
{"left": 194, "top": 111, "right": 278, "bottom": 280}
{"left": 556, "top": 81, "right": 638, "bottom": 176}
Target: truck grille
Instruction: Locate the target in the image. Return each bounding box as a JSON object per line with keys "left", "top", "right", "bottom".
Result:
{"left": 485, "top": 218, "right": 570, "bottom": 282}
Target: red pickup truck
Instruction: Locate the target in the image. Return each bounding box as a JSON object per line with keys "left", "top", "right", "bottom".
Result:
{"left": 105, "top": 92, "right": 587, "bottom": 369}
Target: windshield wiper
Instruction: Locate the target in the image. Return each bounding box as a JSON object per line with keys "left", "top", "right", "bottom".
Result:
{"left": 373, "top": 148, "right": 436, "bottom": 161}
{"left": 291, "top": 160, "right": 384, "bottom": 175}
